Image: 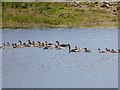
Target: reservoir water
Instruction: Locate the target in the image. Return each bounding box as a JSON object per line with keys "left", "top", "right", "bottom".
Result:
{"left": 2, "top": 28, "right": 118, "bottom": 88}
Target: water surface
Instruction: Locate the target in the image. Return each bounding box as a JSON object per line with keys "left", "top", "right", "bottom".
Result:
{"left": 2, "top": 28, "right": 118, "bottom": 88}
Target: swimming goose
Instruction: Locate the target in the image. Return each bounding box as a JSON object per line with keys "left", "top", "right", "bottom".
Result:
{"left": 43, "top": 42, "right": 50, "bottom": 49}
{"left": 28, "top": 40, "right": 32, "bottom": 45}
{"left": 55, "top": 44, "right": 65, "bottom": 50}
{"left": 0, "top": 47, "right": 2, "bottom": 50}
{"left": 118, "top": 49, "right": 120, "bottom": 53}
{"left": 45, "top": 41, "right": 55, "bottom": 49}
{"left": 68, "top": 44, "right": 80, "bottom": 52}
{"left": 41, "top": 43, "right": 45, "bottom": 47}
{"left": 32, "top": 41, "right": 36, "bottom": 47}
{"left": 19, "top": 40, "right": 23, "bottom": 45}
{"left": 45, "top": 41, "right": 48, "bottom": 46}
{"left": 43, "top": 46, "right": 49, "bottom": 49}
{"left": 0, "top": 46, "right": 5, "bottom": 50}
{"left": 12, "top": 43, "right": 23, "bottom": 48}
{"left": 48, "top": 42, "right": 54, "bottom": 45}
{"left": 12, "top": 43, "right": 18, "bottom": 48}
{"left": 23, "top": 43, "right": 31, "bottom": 47}
{"left": 2, "top": 43, "right": 6, "bottom": 49}
{"left": 110, "top": 49, "right": 118, "bottom": 53}
{"left": 27, "top": 40, "right": 35, "bottom": 47}
{"left": 3, "top": 42, "right": 10, "bottom": 46}
{"left": 37, "top": 41, "right": 41, "bottom": 47}
{"left": 56, "top": 41, "right": 69, "bottom": 47}
{"left": 98, "top": 48, "right": 107, "bottom": 53}
{"left": 6, "top": 42, "right": 10, "bottom": 46}
{"left": 34, "top": 41, "right": 41, "bottom": 47}
{"left": 74, "top": 46, "right": 82, "bottom": 52}
{"left": 105, "top": 48, "right": 111, "bottom": 52}
{"left": 84, "top": 48, "right": 92, "bottom": 52}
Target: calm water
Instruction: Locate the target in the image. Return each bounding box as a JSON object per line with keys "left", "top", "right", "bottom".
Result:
{"left": 2, "top": 28, "right": 118, "bottom": 88}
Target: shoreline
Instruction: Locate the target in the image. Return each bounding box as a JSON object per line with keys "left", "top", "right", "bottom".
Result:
{"left": 1, "top": 26, "right": 118, "bottom": 30}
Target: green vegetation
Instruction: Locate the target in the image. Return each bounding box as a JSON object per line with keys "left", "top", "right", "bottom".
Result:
{"left": 2, "top": 2, "right": 118, "bottom": 28}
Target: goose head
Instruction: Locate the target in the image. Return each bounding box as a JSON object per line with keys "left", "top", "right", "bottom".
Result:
{"left": 56, "top": 41, "right": 60, "bottom": 45}
{"left": 98, "top": 48, "right": 100, "bottom": 50}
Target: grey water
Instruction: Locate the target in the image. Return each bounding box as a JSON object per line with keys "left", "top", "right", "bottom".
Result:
{"left": 2, "top": 28, "right": 118, "bottom": 88}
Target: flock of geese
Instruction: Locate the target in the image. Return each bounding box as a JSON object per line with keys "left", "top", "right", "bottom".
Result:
{"left": 0, "top": 40, "right": 120, "bottom": 53}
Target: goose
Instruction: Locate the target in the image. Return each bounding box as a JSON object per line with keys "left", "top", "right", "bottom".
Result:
{"left": 68, "top": 44, "right": 80, "bottom": 52}
{"left": 84, "top": 48, "right": 92, "bottom": 52}
{"left": 2, "top": 43, "right": 10, "bottom": 49}
{"left": 110, "top": 49, "right": 118, "bottom": 53}
{"left": 55, "top": 44, "right": 65, "bottom": 50}
{"left": 3, "top": 42, "right": 10, "bottom": 46}
{"left": 0, "top": 47, "right": 2, "bottom": 50}
{"left": 105, "top": 48, "right": 111, "bottom": 52}
{"left": 6, "top": 42, "right": 10, "bottom": 46}
{"left": 48, "top": 42, "right": 54, "bottom": 45}
{"left": 43, "top": 41, "right": 55, "bottom": 49}
{"left": 23, "top": 43, "right": 27, "bottom": 46}
{"left": 56, "top": 41, "right": 69, "bottom": 47}
{"left": 23, "top": 43, "right": 31, "bottom": 47}
{"left": 32, "top": 41, "right": 35, "bottom": 47}
{"left": 98, "top": 48, "right": 107, "bottom": 53}
{"left": 45, "top": 41, "right": 55, "bottom": 49}
{"left": 27, "top": 40, "right": 35, "bottom": 47}
{"left": 41, "top": 42, "right": 45, "bottom": 47}
{"left": 35, "top": 41, "right": 41, "bottom": 47}
{"left": 37, "top": 41, "right": 41, "bottom": 47}
{"left": 2, "top": 43, "right": 6, "bottom": 49}
{"left": 19, "top": 40, "right": 23, "bottom": 45}
{"left": 118, "top": 49, "right": 120, "bottom": 53}
{"left": 0, "top": 46, "right": 5, "bottom": 50}
{"left": 12, "top": 43, "right": 23, "bottom": 48}
{"left": 45, "top": 41, "right": 48, "bottom": 46}
{"left": 12, "top": 43, "right": 17, "bottom": 48}
{"left": 44, "top": 41, "right": 54, "bottom": 46}
{"left": 19, "top": 40, "right": 26, "bottom": 48}
{"left": 28, "top": 40, "right": 32, "bottom": 45}
{"left": 43, "top": 42, "right": 50, "bottom": 49}
{"left": 75, "top": 46, "right": 84, "bottom": 52}
{"left": 43, "top": 45, "right": 49, "bottom": 49}
{"left": 3, "top": 43, "right": 5, "bottom": 46}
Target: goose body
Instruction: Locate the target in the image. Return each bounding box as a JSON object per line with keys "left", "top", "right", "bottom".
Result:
{"left": 118, "top": 49, "right": 120, "bottom": 53}
{"left": 84, "top": 48, "right": 92, "bottom": 52}
{"left": 34, "top": 41, "right": 41, "bottom": 47}
{"left": 56, "top": 41, "right": 69, "bottom": 47}
{"left": 43, "top": 42, "right": 50, "bottom": 49}
{"left": 6, "top": 42, "right": 10, "bottom": 46}
{"left": 28, "top": 40, "right": 32, "bottom": 45}
{"left": 55, "top": 44, "right": 65, "bottom": 50}
{"left": 43, "top": 46, "right": 49, "bottom": 49}
{"left": 47, "top": 41, "right": 55, "bottom": 46}
{"left": 68, "top": 44, "right": 80, "bottom": 52}
{"left": 19, "top": 40, "right": 23, "bottom": 45}
{"left": 12, "top": 43, "right": 23, "bottom": 48}
{"left": 23, "top": 43, "right": 31, "bottom": 47}
{"left": 3, "top": 42, "right": 11, "bottom": 47}
{"left": 98, "top": 48, "right": 107, "bottom": 53}
{"left": 0, "top": 46, "right": 4, "bottom": 50}
{"left": 110, "top": 49, "right": 118, "bottom": 53}
{"left": 105, "top": 48, "right": 111, "bottom": 53}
